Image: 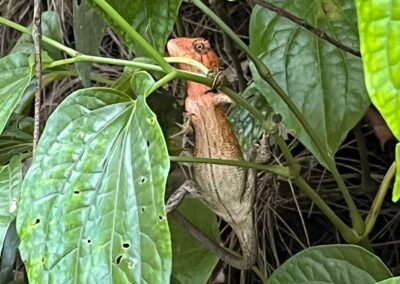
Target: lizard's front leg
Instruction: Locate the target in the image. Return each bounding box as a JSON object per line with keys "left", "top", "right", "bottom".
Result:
{"left": 166, "top": 179, "right": 200, "bottom": 213}
{"left": 170, "top": 113, "right": 194, "bottom": 149}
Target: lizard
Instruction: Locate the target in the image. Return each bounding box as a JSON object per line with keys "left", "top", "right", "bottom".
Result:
{"left": 167, "top": 37, "right": 257, "bottom": 270}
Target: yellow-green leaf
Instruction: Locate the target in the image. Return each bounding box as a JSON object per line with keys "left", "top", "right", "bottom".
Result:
{"left": 355, "top": 0, "right": 400, "bottom": 201}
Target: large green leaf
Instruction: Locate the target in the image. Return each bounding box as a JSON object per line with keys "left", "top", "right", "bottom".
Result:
{"left": 355, "top": 0, "right": 400, "bottom": 140}
{"left": 375, "top": 277, "right": 400, "bottom": 284}
{"left": 12, "top": 11, "right": 63, "bottom": 60}
{"left": 0, "top": 156, "right": 22, "bottom": 256}
{"left": 0, "top": 53, "right": 32, "bottom": 135}
{"left": 354, "top": 1, "right": 400, "bottom": 201}
{"left": 249, "top": 1, "right": 370, "bottom": 166}
{"left": 267, "top": 245, "right": 392, "bottom": 284}
{"left": 73, "top": 0, "right": 107, "bottom": 87}
{"left": 17, "top": 88, "right": 171, "bottom": 283}
{"left": 169, "top": 199, "right": 220, "bottom": 284}
{"left": 88, "top": 0, "right": 182, "bottom": 55}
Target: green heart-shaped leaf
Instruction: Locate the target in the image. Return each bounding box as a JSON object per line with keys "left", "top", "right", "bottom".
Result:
{"left": 17, "top": 88, "right": 171, "bottom": 283}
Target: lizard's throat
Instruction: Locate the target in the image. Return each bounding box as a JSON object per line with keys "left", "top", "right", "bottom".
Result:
{"left": 187, "top": 81, "right": 211, "bottom": 99}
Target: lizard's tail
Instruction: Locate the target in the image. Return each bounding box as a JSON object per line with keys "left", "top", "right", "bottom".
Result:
{"left": 231, "top": 217, "right": 257, "bottom": 270}
{"left": 169, "top": 210, "right": 257, "bottom": 270}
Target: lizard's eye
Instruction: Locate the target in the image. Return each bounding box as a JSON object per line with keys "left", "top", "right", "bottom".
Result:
{"left": 193, "top": 42, "right": 209, "bottom": 54}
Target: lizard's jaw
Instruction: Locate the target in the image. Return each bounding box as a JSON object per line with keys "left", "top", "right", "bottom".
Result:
{"left": 187, "top": 81, "right": 210, "bottom": 99}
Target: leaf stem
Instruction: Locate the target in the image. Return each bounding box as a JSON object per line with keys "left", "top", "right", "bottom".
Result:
{"left": 169, "top": 156, "right": 291, "bottom": 178}
{"left": 146, "top": 71, "right": 178, "bottom": 97}
{"left": 273, "top": 132, "right": 362, "bottom": 243}
{"left": 251, "top": 266, "right": 267, "bottom": 283}
{"left": 363, "top": 162, "right": 396, "bottom": 237}
{"left": 294, "top": 176, "right": 359, "bottom": 243}
{"left": 0, "top": 17, "right": 78, "bottom": 57}
{"left": 165, "top": 57, "right": 209, "bottom": 74}
{"left": 47, "top": 55, "right": 164, "bottom": 72}
{"left": 274, "top": 133, "right": 299, "bottom": 176}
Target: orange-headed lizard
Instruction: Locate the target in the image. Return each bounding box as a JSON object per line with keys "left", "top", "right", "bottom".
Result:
{"left": 167, "top": 37, "right": 257, "bottom": 270}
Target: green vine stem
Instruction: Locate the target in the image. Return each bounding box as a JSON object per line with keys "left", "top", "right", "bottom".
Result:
{"left": 251, "top": 266, "right": 267, "bottom": 283}
{"left": 47, "top": 56, "right": 163, "bottom": 72}
{"left": 48, "top": 56, "right": 209, "bottom": 74}
{"left": 165, "top": 57, "right": 209, "bottom": 74}
{"left": 145, "top": 71, "right": 178, "bottom": 97}
{"left": 0, "top": 17, "right": 78, "bottom": 57}
{"left": 295, "top": 176, "right": 359, "bottom": 243}
{"left": 187, "top": 0, "right": 364, "bottom": 234}
{"left": 274, "top": 133, "right": 299, "bottom": 176}
{"left": 363, "top": 162, "right": 396, "bottom": 237}
{"left": 169, "top": 156, "right": 291, "bottom": 178}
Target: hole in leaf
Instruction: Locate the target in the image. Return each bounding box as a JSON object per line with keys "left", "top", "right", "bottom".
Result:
{"left": 141, "top": 207, "right": 145, "bottom": 213}
{"left": 116, "top": 255, "right": 123, "bottom": 264}
{"left": 73, "top": 190, "right": 80, "bottom": 195}
{"left": 158, "top": 214, "right": 164, "bottom": 221}
{"left": 146, "top": 140, "right": 150, "bottom": 147}
{"left": 42, "top": 257, "right": 45, "bottom": 262}
{"left": 139, "top": 176, "right": 147, "bottom": 184}
{"left": 147, "top": 117, "right": 155, "bottom": 124}
{"left": 34, "top": 219, "right": 40, "bottom": 225}
{"left": 87, "top": 239, "right": 91, "bottom": 244}
{"left": 122, "top": 243, "right": 130, "bottom": 249}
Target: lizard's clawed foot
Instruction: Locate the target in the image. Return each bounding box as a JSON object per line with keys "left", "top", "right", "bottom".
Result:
{"left": 206, "top": 68, "right": 226, "bottom": 91}
{"left": 212, "top": 93, "right": 233, "bottom": 106}
{"left": 254, "top": 133, "right": 272, "bottom": 164}
{"left": 166, "top": 179, "right": 200, "bottom": 212}
{"left": 170, "top": 113, "right": 194, "bottom": 147}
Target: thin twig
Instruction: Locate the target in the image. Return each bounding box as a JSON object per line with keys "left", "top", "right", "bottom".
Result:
{"left": 251, "top": 0, "right": 361, "bottom": 57}
{"left": 33, "top": 0, "right": 42, "bottom": 151}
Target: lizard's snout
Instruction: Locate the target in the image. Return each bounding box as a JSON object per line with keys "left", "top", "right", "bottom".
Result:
{"left": 166, "top": 39, "right": 180, "bottom": 57}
